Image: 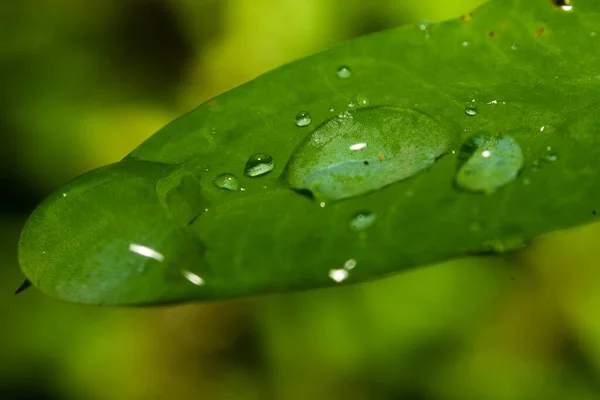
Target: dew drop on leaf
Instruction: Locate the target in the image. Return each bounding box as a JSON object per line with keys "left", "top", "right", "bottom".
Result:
{"left": 357, "top": 94, "right": 369, "bottom": 106}
{"left": 295, "top": 111, "right": 312, "bottom": 127}
{"left": 282, "top": 106, "right": 460, "bottom": 202}
{"left": 213, "top": 173, "right": 240, "bottom": 191}
{"left": 336, "top": 66, "right": 352, "bottom": 79}
{"left": 244, "top": 153, "right": 275, "bottom": 177}
{"left": 552, "top": 0, "right": 573, "bottom": 12}
{"left": 465, "top": 104, "right": 478, "bottom": 116}
{"left": 349, "top": 211, "right": 377, "bottom": 231}
{"left": 455, "top": 134, "right": 524, "bottom": 194}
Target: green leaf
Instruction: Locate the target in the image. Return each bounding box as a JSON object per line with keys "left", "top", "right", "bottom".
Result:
{"left": 19, "top": 0, "right": 600, "bottom": 305}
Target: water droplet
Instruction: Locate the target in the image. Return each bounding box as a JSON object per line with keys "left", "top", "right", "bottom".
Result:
{"left": 295, "top": 111, "right": 312, "bottom": 127}
{"left": 543, "top": 152, "right": 558, "bottom": 162}
{"left": 344, "top": 259, "right": 357, "bottom": 270}
{"left": 465, "top": 104, "right": 478, "bottom": 116}
{"left": 283, "top": 106, "right": 459, "bottom": 202}
{"left": 348, "top": 100, "right": 356, "bottom": 108}
{"left": 591, "top": 31, "right": 597, "bottom": 38}
{"left": 349, "top": 211, "right": 377, "bottom": 231}
{"left": 510, "top": 43, "right": 518, "bottom": 50}
{"left": 357, "top": 95, "right": 369, "bottom": 106}
{"left": 336, "top": 66, "right": 352, "bottom": 79}
{"left": 213, "top": 173, "right": 240, "bottom": 191}
{"left": 462, "top": 41, "right": 469, "bottom": 47}
{"left": 455, "top": 134, "right": 524, "bottom": 194}
{"left": 329, "top": 268, "right": 348, "bottom": 283}
{"left": 244, "top": 153, "right": 275, "bottom": 177}
{"left": 552, "top": 0, "right": 573, "bottom": 12}
{"left": 329, "top": 106, "right": 336, "bottom": 112}
{"left": 418, "top": 21, "right": 431, "bottom": 38}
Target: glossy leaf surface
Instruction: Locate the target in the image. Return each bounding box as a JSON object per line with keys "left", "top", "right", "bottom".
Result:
{"left": 19, "top": 0, "right": 600, "bottom": 305}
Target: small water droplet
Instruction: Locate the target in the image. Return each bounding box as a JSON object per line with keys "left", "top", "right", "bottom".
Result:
{"left": 329, "top": 106, "right": 336, "bottom": 112}
{"left": 295, "top": 111, "right": 312, "bottom": 127}
{"left": 465, "top": 104, "right": 478, "bottom": 116}
{"left": 455, "top": 134, "right": 524, "bottom": 194}
{"left": 213, "top": 173, "right": 240, "bottom": 191}
{"left": 510, "top": 43, "right": 518, "bottom": 50}
{"left": 336, "top": 66, "right": 352, "bottom": 79}
{"left": 591, "top": 31, "right": 597, "bottom": 37}
{"left": 418, "top": 21, "right": 431, "bottom": 38}
{"left": 357, "top": 95, "right": 369, "bottom": 106}
{"left": 552, "top": 0, "right": 573, "bottom": 12}
{"left": 349, "top": 211, "right": 377, "bottom": 232}
{"left": 348, "top": 100, "right": 356, "bottom": 108}
{"left": 543, "top": 152, "right": 558, "bottom": 162}
{"left": 344, "top": 259, "right": 357, "bottom": 270}
{"left": 462, "top": 41, "right": 469, "bottom": 47}
{"left": 244, "top": 153, "right": 275, "bottom": 177}
{"left": 329, "top": 268, "right": 348, "bottom": 283}
{"left": 283, "top": 106, "right": 459, "bottom": 202}
{"left": 319, "top": 201, "right": 326, "bottom": 208}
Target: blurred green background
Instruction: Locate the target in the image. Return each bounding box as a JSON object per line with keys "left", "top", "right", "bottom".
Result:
{"left": 2, "top": 0, "right": 600, "bottom": 399}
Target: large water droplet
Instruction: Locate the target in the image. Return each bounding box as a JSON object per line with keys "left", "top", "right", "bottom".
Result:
{"left": 283, "top": 106, "right": 459, "bottom": 202}
{"left": 213, "top": 173, "right": 240, "bottom": 191}
{"left": 244, "top": 153, "right": 275, "bottom": 177}
{"left": 349, "top": 211, "right": 377, "bottom": 231}
{"left": 295, "top": 111, "right": 312, "bottom": 127}
{"left": 336, "top": 66, "right": 352, "bottom": 79}
{"left": 357, "top": 94, "right": 369, "bottom": 106}
{"left": 455, "top": 134, "right": 524, "bottom": 194}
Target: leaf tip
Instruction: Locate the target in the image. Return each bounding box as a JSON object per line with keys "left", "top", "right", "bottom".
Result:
{"left": 15, "top": 279, "right": 32, "bottom": 295}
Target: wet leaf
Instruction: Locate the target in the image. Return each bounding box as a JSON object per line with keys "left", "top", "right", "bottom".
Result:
{"left": 19, "top": 0, "right": 600, "bottom": 305}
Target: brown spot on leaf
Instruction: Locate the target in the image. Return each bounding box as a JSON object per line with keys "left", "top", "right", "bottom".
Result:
{"left": 488, "top": 31, "right": 496, "bottom": 38}
{"left": 534, "top": 26, "right": 546, "bottom": 37}
{"left": 377, "top": 153, "right": 384, "bottom": 161}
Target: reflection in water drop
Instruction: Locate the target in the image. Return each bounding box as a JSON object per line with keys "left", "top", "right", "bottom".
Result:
{"left": 129, "top": 243, "right": 165, "bottom": 262}
{"left": 337, "top": 66, "right": 352, "bottom": 79}
{"left": 455, "top": 134, "right": 524, "bottom": 194}
{"left": 295, "top": 111, "right": 312, "bottom": 127}
{"left": 283, "top": 106, "right": 459, "bottom": 202}
{"left": 181, "top": 269, "right": 205, "bottom": 286}
{"left": 349, "top": 211, "right": 377, "bottom": 231}
{"left": 244, "top": 153, "right": 275, "bottom": 177}
{"left": 213, "top": 173, "right": 240, "bottom": 191}
{"left": 329, "top": 268, "right": 348, "bottom": 283}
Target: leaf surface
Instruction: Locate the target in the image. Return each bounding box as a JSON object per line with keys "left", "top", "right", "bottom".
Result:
{"left": 19, "top": 0, "right": 600, "bottom": 305}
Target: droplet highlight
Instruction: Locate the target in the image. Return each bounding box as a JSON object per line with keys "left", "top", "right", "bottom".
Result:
{"left": 244, "top": 153, "right": 275, "bottom": 177}
{"left": 213, "top": 173, "right": 240, "bottom": 191}
{"left": 336, "top": 66, "right": 352, "bottom": 79}
{"left": 295, "top": 111, "right": 312, "bottom": 127}
{"left": 349, "top": 211, "right": 377, "bottom": 232}
{"left": 283, "top": 106, "right": 460, "bottom": 202}
{"left": 455, "top": 134, "right": 524, "bottom": 194}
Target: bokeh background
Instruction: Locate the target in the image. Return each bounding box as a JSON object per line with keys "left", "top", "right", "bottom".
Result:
{"left": 2, "top": 0, "right": 600, "bottom": 399}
